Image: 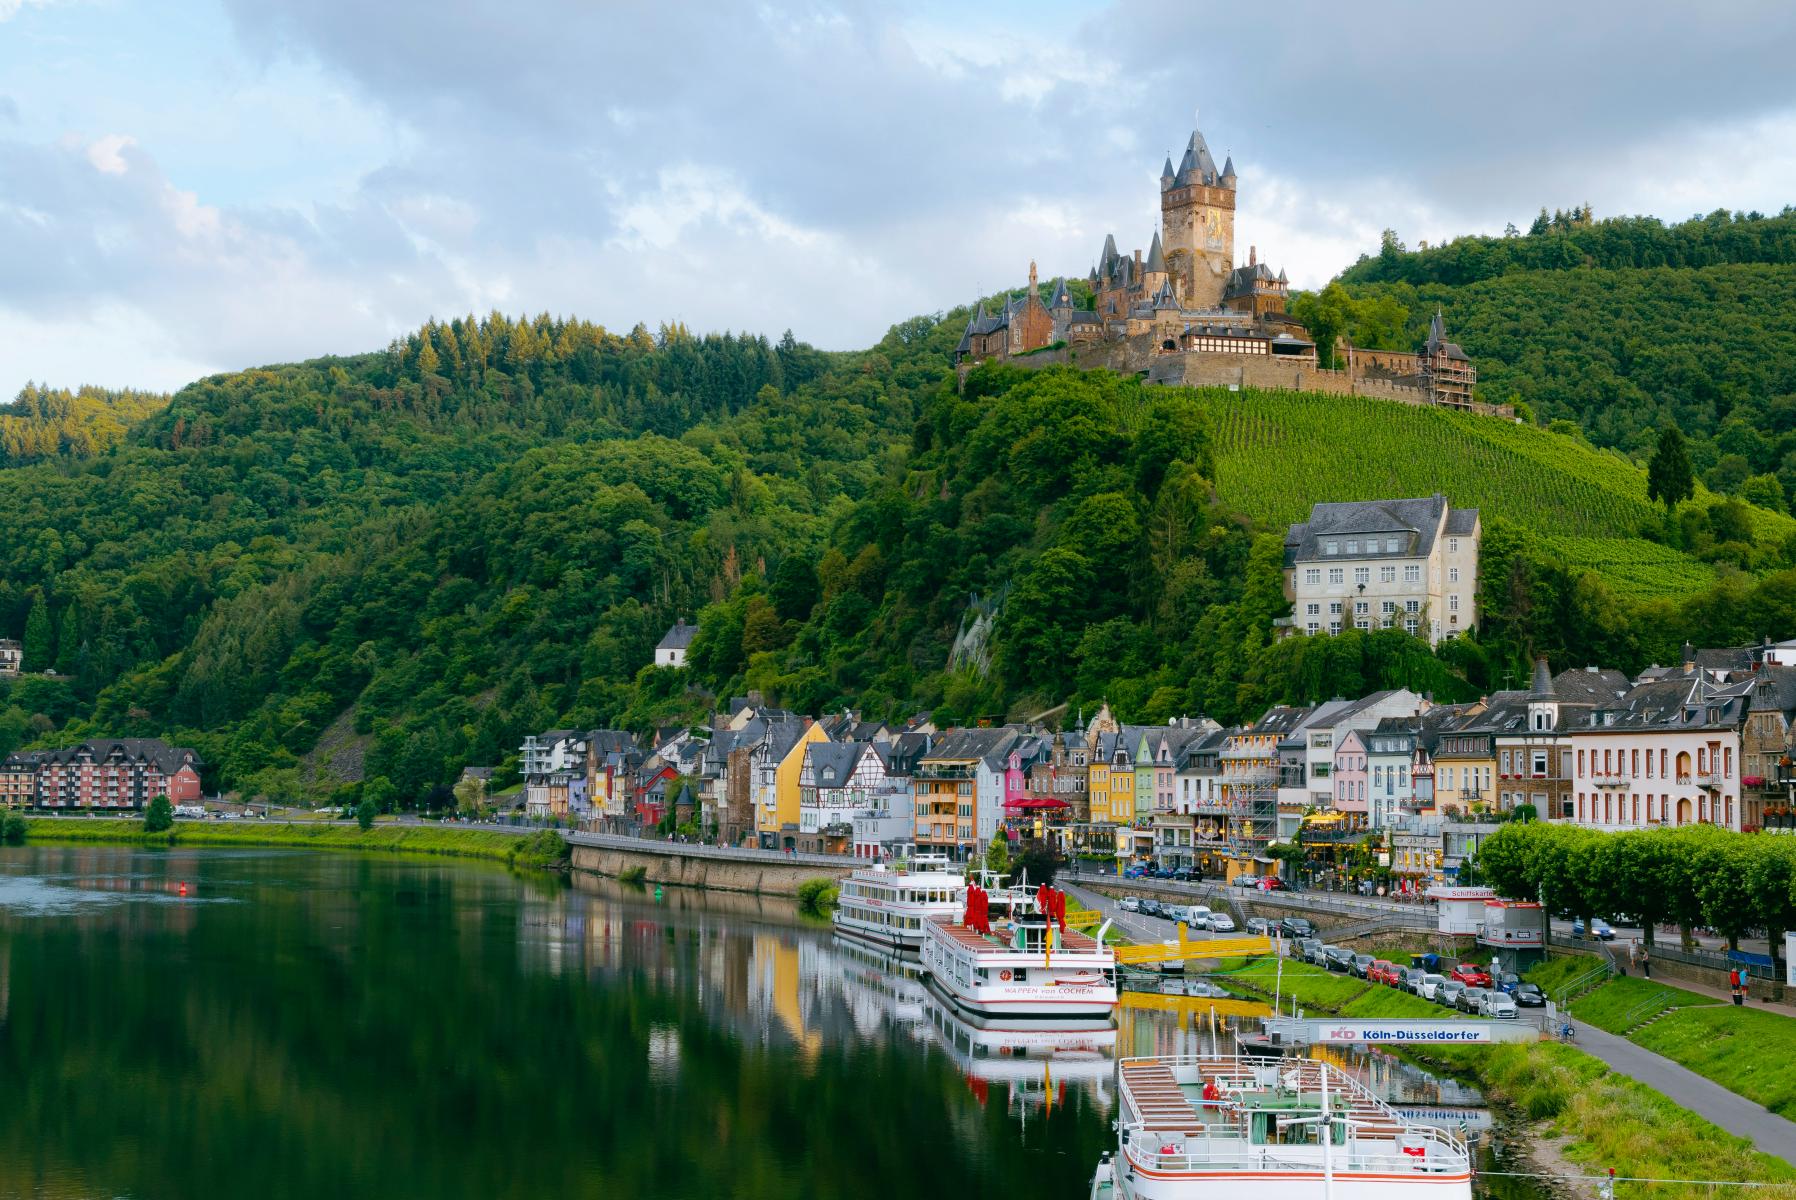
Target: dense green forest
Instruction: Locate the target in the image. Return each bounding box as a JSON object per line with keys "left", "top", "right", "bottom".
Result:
{"left": 1, "top": 383, "right": 168, "bottom": 464}
{"left": 2, "top": 256, "right": 1795, "bottom": 808}
{"left": 1326, "top": 210, "right": 1796, "bottom": 506}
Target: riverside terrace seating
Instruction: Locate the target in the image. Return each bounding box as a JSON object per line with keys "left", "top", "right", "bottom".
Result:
{"left": 931, "top": 917, "right": 1104, "bottom": 953}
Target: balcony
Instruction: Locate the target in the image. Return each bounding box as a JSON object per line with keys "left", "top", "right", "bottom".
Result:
{"left": 1696, "top": 772, "right": 1725, "bottom": 789}
{"left": 1589, "top": 773, "right": 1629, "bottom": 789}
{"left": 916, "top": 763, "right": 977, "bottom": 781}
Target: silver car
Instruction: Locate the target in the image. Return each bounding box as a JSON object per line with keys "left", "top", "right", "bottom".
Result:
{"left": 1480, "top": 991, "right": 1519, "bottom": 1020}
{"left": 1207, "top": 912, "right": 1237, "bottom": 933}
{"left": 1412, "top": 973, "right": 1446, "bottom": 1001}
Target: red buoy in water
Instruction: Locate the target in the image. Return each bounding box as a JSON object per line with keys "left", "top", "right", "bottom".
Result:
{"left": 179, "top": 883, "right": 188, "bottom": 897}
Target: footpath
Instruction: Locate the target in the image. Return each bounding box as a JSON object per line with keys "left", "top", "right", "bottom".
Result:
{"left": 1570, "top": 1021, "right": 1796, "bottom": 1165}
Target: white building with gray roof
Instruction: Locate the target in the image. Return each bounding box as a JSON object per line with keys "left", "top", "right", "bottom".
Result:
{"left": 1282, "top": 494, "right": 1480, "bottom": 647}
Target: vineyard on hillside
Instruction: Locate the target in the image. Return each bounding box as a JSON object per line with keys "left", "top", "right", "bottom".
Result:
{"left": 1184, "top": 388, "right": 1794, "bottom": 598}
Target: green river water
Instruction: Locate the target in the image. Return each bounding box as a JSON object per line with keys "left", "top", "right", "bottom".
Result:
{"left": 0, "top": 845, "right": 1545, "bottom": 1199}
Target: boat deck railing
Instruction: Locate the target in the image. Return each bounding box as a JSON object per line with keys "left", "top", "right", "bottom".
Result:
{"left": 1115, "top": 1054, "right": 1470, "bottom": 1176}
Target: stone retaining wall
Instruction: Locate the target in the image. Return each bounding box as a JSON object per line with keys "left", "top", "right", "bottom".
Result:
{"left": 568, "top": 843, "right": 854, "bottom": 897}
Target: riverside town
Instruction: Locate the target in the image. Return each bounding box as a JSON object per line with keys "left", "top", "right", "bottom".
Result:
{"left": 7, "top": 8, "right": 1796, "bottom": 1200}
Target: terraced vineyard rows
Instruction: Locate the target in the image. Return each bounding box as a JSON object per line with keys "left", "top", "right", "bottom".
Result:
{"left": 1183, "top": 388, "right": 1793, "bottom": 599}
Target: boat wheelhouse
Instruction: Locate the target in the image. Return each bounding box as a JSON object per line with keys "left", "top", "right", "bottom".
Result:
{"left": 1091, "top": 1054, "right": 1473, "bottom": 1200}
{"left": 832, "top": 853, "right": 966, "bottom": 959}
{"left": 921, "top": 902, "right": 1118, "bottom": 1022}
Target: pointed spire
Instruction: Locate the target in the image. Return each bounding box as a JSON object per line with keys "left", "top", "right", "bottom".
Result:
{"left": 1530, "top": 656, "right": 1554, "bottom": 697}
{"left": 1100, "top": 233, "right": 1119, "bottom": 272}
{"left": 1426, "top": 309, "right": 1446, "bottom": 355}
{"left": 1050, "top": 277, "right": 1072, "bottom": 309}
{"left": 1161, "top": 155, "right": 1175, "bottom": 180}
{"left": 1221, "top": 154, "right": 1236, "bottom": 181}
{"left": 1145, "top": 230, "right": 1166, "bottom": 274}
{"left": 1277, "top": 267, "right": 1288, "bottom": 284}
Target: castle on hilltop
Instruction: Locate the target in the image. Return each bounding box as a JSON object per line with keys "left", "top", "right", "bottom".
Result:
{"left": 955, "top": 121, "right": 1493, "bottom": 414}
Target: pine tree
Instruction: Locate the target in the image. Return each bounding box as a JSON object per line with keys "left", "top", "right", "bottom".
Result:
{"left": 22, "top": 595, "right": 52, "bottom": 670}
{"left": 54, "top": 602, "right": 80, "bottom": 675}
{"left": 1647, "top": 426, "right": 1695, "bottom": 513}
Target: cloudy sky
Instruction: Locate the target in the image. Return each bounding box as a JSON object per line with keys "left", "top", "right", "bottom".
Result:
{"left": 4, "top": 1, "right": 1795, "bottom": 393}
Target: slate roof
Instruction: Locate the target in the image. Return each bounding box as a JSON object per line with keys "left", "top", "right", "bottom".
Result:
{"left": 1049, "top": 278, "right": 1073, "bottom": 309}
{"left": 1173, "top": 128, "right": 1222, "bottom": 188}
{"left": 1552, "top": 667, "right": 1633, "bottom": 705}
{"left": 1574, "top": 675, "right": 1753, "bottom": 732}
{"left": 1284, "top": 495, "right": 1477, "bottom": 564}
{"left": 1145, "top": 231, "right": 1166, "bottom": 273}
{"left": 806, "top": 741, "right": 866, "bottom": 788}
{"left": 657, "top": 621, "right": 699, "bottom": 651}
{"left": 35, "top": 738, "right": 201, "bottom": 774}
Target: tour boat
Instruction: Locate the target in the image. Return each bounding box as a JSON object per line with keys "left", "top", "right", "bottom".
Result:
{"left": 832, "top": 853, "right": 966, "bottom": 959}
{"left": 1089, "top": 1054, "right": 1473, "bottom": 1200}
{"left": 920, "top": 884, "right": 1119, "bottom": 1021}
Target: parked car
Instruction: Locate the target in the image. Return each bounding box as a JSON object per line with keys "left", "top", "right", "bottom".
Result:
{"left": 1280, "top": 917, "right": 1315, "bottom": 939}
{"left": 1480, "top": 991, "right": 1519, "bottom": 1019}
{"left": 1186, "top": 905, "right": 1213, "bottom": 925}
{"left": 1412, "top": 973, "right": 1446, "bottom": 1001}
{"left": 1141, "top": 899, "right": 1165, "bottom": 918}
{"left": 1512, "top": 982, "right": 1546, "bottom": 1008}
{"left": 1435, "top": 980, "right": 1466, "bottom": 1008}
{"left": 1207, "top": 913, "right": 1237, "bottom": 933}
{"left": 1350, "top": 953, "right": 1375, "bottom": 978}
{"left": 1232, "top": 875, "right": 1260, "bottom": 888}
{"left": 1303, "top": 941, "right": 1329, "bottom": 966}
{"left": 1455, "top": 987, "right": 1488, "bottom": 1014}
{"left": 1494, "top": 972, "right": 1522, "bottom": 996}
{"left": 1245, "top": 917, "right": 1271, "bottom": 936}
{"left": 1572, "top": 917, "right": 1616, "bottom": 941}
{"left": 1294, "top": 937, "right": 1321, "bottom": 962}
{"left": 1257, "top": 877, "right": 1289, "bottom": 892}
{"left": 1449, "top": 962, "right": 1493, "bottom": 988}
{"left": 1119, "top": 895, "right": 1142, "bottom": 913}
{"left": 1366, "top": 960, "right": 1398, "bottom": 985}
{"left": 1324, "top": 946, "right": 1355, "bottom": 973}
{"left": 1171, "top": 868, "right": 1194, "bottom": 882}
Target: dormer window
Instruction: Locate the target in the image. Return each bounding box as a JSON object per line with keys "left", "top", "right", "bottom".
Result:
{"left": 1325, "top": 541, "right": 1338, "bottom": 555}
{"left": 1346, "top": 540, "right": 1359, "bottom": 554}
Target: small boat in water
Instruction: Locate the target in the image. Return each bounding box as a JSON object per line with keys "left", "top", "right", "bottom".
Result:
{"left": 921, "top": 883, "right": 1118, "bottom": 1021}
{"left": 1089, "top": 1053, "right": 1473, "bottom": 1200}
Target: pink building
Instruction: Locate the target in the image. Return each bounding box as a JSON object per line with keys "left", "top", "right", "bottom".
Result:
{"left": 1332, "top": 728, "right": 1369, "bottom": 817}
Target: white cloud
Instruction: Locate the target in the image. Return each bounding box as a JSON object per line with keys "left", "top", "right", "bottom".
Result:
{"left": 84, "top": 132, "right": 134, "bottom": 175}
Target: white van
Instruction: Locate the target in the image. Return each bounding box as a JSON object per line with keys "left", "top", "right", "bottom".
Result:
{"left": 173, "top": 804, "right": 206, "bottom": 820}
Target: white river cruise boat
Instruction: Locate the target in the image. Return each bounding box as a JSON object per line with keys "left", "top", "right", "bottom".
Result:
{"left": 1090, "top": 1054, "right": 1473, "bottom": 1200}
{"left": 920, "top": 898, "right": 1118, "bottom": 1022}
{"left": 832, "top": 853, "right": 966, "bottom": 959}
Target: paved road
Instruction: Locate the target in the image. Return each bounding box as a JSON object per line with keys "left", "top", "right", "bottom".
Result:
{"left": 1059, "top": 879, "right": 1247, "bottom": 948}
{"left": 1570, "top": 1020, "right": 1796, "bottom": 1165}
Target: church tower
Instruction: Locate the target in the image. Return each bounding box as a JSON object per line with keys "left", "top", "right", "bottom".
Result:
{"left": 1160, "top": 125, "right": 1236, "bottom": 310}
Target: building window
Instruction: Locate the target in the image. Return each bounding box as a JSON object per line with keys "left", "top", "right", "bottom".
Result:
{"left": 1325, "top": 541, "right": 1338, "bottom": 555}
{"left": 1356, "top": 618, "right": 1370, "bottom": 630}
{"left": 1354, "top": 567, "right": 1370, "bottom": 585}
{"left": 1306, "top": 622, "right": 1319, "bottom": 634}
{"left": 1380, "top": 601, "right": 1396, "bottom": 615}
{"left": 1449, "top": 538, "right": 1460, "bottom": 554}
{"left": 1386, "top": 538, "right": 1400, "bottom": 553}
{"left": 1346, "top": 540, "right": 1359, "bottom": 554}
{"left": 1328, "top": 568, "right": 1344, "bottom": 585}
{"left": 1405, "top": 618, "right": 1418, "bottom": 634}
{"left": 1449, "top": 595, "right": 1460, "bottom": 612}
{"left": 1329, "top": 601, "right": 1342, "bottom": 615}
{"left": 1355, "top": 601, "right": 1368, "bottom": 615}
{"left": 1405, "top": 599, "right": 1420, "bottom": 613}
{"left": 1449, "top": 567, "right": 1460, "bottom": 583}
{"left": 1403, "top": 565, "right": 1421, "bottom": 583}
{"left": 1307, "top": 603, "right": 1320, "bottom": 615}
{"left": 1380, "top": 566, "right": 1396, "bottom": 583}
{"left": 1532, "top": 751, "right": 1548, "bottom": 777}
{"left": 1329, "top": 621, "right": 1341, "bottom": 633}
{"left": 1305, "top": 568, "right": 1321, "bottom": 586}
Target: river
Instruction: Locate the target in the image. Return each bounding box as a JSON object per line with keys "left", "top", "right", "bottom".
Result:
{"left": 0, "top": 846, "right": 1550, "bottom": 1199}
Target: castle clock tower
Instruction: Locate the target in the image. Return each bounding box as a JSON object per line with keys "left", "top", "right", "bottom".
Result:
{"left": 1159, "top": 125, "right": 1236, "bottom": 310}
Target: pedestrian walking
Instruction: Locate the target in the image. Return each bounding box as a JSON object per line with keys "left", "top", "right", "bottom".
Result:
{"left": 1730, "top": 966, "right": 1743, "bottom": 1006}
{"left": 1640, "top": 945, "right": 1650, "bottom": 978}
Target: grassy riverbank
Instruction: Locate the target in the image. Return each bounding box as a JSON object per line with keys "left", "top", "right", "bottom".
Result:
{"left": 1218, "top": 955, "right": 1796, "bottom": 1197}
{"left": 20, "top": 818, "right": 540, "bottom": 866}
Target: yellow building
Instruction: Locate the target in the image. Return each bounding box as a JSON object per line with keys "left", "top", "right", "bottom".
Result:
{"left": 756, "top": 722, "right": 830, "bottom": 842}
{"left": 1432, "top": 722, "right": 1496, "bottom": 816}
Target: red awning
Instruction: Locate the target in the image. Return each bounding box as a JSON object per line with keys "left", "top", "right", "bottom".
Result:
{"left": 1003, "top": 797, "right": 1070, "bottom": 812}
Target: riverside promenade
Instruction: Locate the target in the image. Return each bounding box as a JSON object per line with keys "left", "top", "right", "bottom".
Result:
{"left": 564, "top": 830, "right": 855, "bottom": 896}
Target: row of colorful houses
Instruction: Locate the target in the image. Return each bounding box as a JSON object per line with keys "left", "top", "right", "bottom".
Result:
{"left": 513, "top": 637, "right": 1796, "bottom": 876}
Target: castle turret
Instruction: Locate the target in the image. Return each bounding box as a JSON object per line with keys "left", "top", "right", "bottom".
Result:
{"left": 1160, "top": 155, "right": 1175, "bottom": 193}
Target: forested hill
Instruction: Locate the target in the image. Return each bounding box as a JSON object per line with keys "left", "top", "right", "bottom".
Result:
{"left": 1, "top": 384, "right": 168, "bottom": 464}
{"left": 1328, "top": 209, "right": 1796, "bottom": 508}
{"left": 1, "top": 296, "right": 1794, "bottom": 810}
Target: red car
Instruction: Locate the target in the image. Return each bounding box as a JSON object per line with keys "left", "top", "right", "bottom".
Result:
{"left": 1256, "top": 877, "right": 1288, "bottom": 892}
{"left": 1450, "top": 962, "right": 1493, "bottom": 988}
{"left": 1366, "top": 960, "right": 1398, "bottom": 985}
